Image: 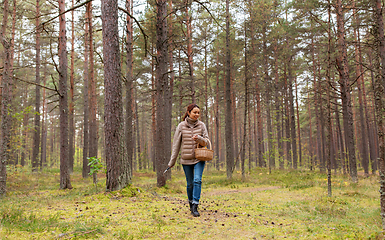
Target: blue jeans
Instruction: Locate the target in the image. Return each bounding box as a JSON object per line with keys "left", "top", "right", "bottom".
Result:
{"left": 182, "top": 161, "right": 205, "bottom": 205}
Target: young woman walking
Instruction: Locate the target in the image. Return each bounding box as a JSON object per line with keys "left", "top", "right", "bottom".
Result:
{"left": 167, "top": 103, "right": 209, "bottom": 217}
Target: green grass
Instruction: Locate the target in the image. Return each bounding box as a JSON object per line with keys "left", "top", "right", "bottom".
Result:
{"left": 0, "top": 165, "right": 383, "bottom": 239}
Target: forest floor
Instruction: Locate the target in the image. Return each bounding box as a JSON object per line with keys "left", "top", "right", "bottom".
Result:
{"left": 0, "top": 165, "right": 383, "bottom": 239}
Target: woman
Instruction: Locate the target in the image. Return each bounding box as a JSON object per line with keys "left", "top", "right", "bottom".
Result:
{"left": 168, "top": 103, "right": 209, "bottom": 217}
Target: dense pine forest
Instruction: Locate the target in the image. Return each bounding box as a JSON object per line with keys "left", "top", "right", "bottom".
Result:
{"left": 1, "top": 0, "right": 385, "bottom": 230}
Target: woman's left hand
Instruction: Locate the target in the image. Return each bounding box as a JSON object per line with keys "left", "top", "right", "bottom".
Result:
{"left": 192, "top": 135, "right": 199, "bottom": 141}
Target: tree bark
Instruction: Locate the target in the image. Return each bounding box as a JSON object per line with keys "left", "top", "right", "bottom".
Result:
{"left": 225, "top": 0, "right": 234, "bottom": 179}
{"left": 58, "top": 0, "right": 72, "bottom": 189}
{"left": 336, "top": 0, "right": 358, "bottom": 182}
{"left": 215, "top": 52, "right": 220, "bottom": 170}
{"left": 311, "top": 34, "right": 321, "bottom": 170}
{"left": 165, "top": 0, "right": 173, "bottom": 179}
{"left": 368, "top": 51, "right": 380, "bottom": 172}
{"left": 263, "top": 25, "right": 273, "bottom": 171}
{"left": 155, "top": 0, "right": 169, "bottom": 187}
{"left": 87, "top": 2, "right": 98, "bottom": 182}
{"left": 334, "top": 96, "right": 347, "bottom": 174}
{"left": 32, "top": 0, "right": 41, "bottom": 172}
{"left": 151, "top": 45, "right": 156, "bottom": 172}
{"left": 167, "top": 0, "right": 175, "bottom": 174}
{"left": 288, "top": 58, "right": 297, "bottom": 169}
{"left": 373, "top": 0, "right": 385, "bottom": 230}
{"left": 317, "top": 58, "right": 326, "bottom": 172}
{"left": 68, "top": 0, "right": 75, "bottom": 173}
{"left": 185, "top": 0, "right": 195, "bottom": 102}
{"left": 41, "top": 70, "right": 47, "bottom": 168}
{"left": 284, "top": 64, "right": 291, "bottom": 167}
{"left": 353, "top": 3, "right": 369, "bottom": 176}
{"left": 0, "top": 0, "right": 11, "bottom": 195}
{"left": 242, "top": 26, "right": 248, "bottom": 179}
{"left": 125, "top": 0, "right": 134, "bottom": 177}
{"left": 295, "top": 77, "right": 302, "bottom": 167}
{"left": 102, "top": 0, "right": 131, "bottom": 191}
{"left": 135, "top": 89, "right": 141, "bottom": 170}
{"left": 204, "top": 29, "right": 209, "bottom": 135}
{"left": 327, "top": 1, "right": 332, "bottom": 196}
{"left": 274, "top": 43, "right": 283, "bottom": 169}
{"left": 307, "top": 79, "right": 314, "bottom": 170}
{"left": 82, "top": 15, "right": 90, "bottom": 178}
{"left": 21, "top": 87, "right": 28, "bottom": 167}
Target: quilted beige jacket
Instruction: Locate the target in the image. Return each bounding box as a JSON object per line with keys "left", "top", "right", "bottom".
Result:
{"left": 168, "top": 118, "right": 209, "bottom": 167}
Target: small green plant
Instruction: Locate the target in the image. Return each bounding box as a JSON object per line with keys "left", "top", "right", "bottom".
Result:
{"left": 87, "top": 156, "right": 103, "bottom": 191}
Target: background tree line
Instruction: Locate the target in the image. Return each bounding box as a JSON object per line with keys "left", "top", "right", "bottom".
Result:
{"left": 0, "top": 0, "right": 385, "bottom": 224}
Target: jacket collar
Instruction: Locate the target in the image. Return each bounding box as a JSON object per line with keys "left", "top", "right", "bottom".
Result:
{"left": 185, "top": 117, "right": 199, "bottom": 128}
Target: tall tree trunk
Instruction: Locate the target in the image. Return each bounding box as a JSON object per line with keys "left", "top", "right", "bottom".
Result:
{"left": 135, "top": 89, "right": 141, "bottom": 170}
{"left": 225, "top": 0, "right": 234, "bottom": 179}
{"left": 368, "top": 51, "right": 380, "bottom": 172}
{"left": 82, "top": 16, "right": 90, "bottom": 178}
{"left": 155, "top": 0, "right": 169, "bottom": 187}
{"left": 284, "top": 65, "right": 292, "bottom": 167}
{"left": 102, "top": 0, "right": 130, "bottom": 191}
{"left": 318, "top": 59, "right": 326, "bottom": 172}
{"left": 51, "top": 116, "right": 55, "bottom": 165}
{"left": 365, "top": 73, "right": 377, "bottom": 172}
{"left": 215, "top": 52, "right": 220, "bottom": 170}
{"left": 288, "top": 58, "right": 297, "bottom": 169}
{"left": 68, "top": 0, "right": 75, "bottom": 173}
{"left": 256, "top": 75, "right": 264, "bottom": 167}
{"left": 353, "top": 3, "right": 369, "bottom": 176}
{"left": 242, "top": 27, "right": 248, "bottom": 180}
{"left": 185, "top": 0, "right": 195, "bottom": 102}
{"left": 307, "top": 79, "right": 314, "bottom": 170}
{"left": 165, "top": 0, "right": 173, "bottom": 179}
{"left": 132, "top": 107, "right": 137, "bottom": 170}
{"left": 327, "top": 1, "right": 332, "bottom": 196}
{"left": 9, "top": 0, "right": 16, "bottom": 167}
{"left": 32, "top": 0, "right": 41, "bottom": 172}
{"left": 295, "top": 77, "right": 302, "bottom": 167}
{"left": 151, "top": 45, "right": 156, "bottom": 172}
{"left": 231, "top": 77, "right": 239, "bottom": 170}
{"left": 335, "top": 95, "right": 347, "bottom": 174}
{"left": 274, "top": 43, "right": 283, "bottom": 169}
{"left": 41, "top": 70, "right": 47, "bottom": 168}
{"left": 21, "top": 87, "right": 28, "bottom": 167}
{"left": 58, "top": 0, "right": 72, "bottom": 189}
{"left": 204, "top": 30, "right": 209, "bottom": 134}
{"left": 125, "top": 0, "right": 134, "bottom": 178}
{"left": 10, "top": 0, "right": 16, "bottom": 73}
{"left": 0, "top": 0, "right": 11, "bottom": 195}
{"left": 373, "top": 0, "right": 385, "bottom": 230}
{"left": 249, "top": 1, "right": 264, "bottom": 168}
{"left": 337, "top": 0, "right": 358, "bottom": 182}
{"left": 88, "top": 1, "right": 98, "bottom": 183}
{"left": 10, "top": 0, "right": 16, "bottom": 167}
{"left": 263, "top": 25, "right": 273, "bottom": 171}
{"left": 311, "top": 34, "right": 321, "bottom": 170}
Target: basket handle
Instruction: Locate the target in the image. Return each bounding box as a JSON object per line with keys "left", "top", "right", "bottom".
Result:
{"left": 197, "top": 138, "right": 212, "bottom": 150}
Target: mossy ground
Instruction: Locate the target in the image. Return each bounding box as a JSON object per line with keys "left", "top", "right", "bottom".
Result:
{"left": 0, "top": 165, "right": 382, "bottom": 239}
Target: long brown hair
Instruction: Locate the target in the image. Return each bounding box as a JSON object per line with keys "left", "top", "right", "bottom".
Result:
{"left": 183, "top": 103, "right": 200, "bottom": 121}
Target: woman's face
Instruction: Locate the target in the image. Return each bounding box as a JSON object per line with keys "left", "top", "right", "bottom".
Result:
{"left": 188, "top": 107, "right": 200, "bottom": 120}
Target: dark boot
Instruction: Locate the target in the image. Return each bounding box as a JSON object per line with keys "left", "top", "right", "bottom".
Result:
{"left": 189, "top": 201, "right": 193, "bottom": 213}
{"left": 192, "top": 203, "right": 200, "bottom": 217}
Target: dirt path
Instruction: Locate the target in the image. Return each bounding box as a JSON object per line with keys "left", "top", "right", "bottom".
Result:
{"left": 204, "top": 186, "right": 280, "bottom": 196}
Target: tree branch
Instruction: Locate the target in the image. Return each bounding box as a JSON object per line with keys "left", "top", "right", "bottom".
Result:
{"left": 13, "top": 76, "right": 58, "bottom": 92}
{"left": 193, "top": 0, "right": 225, "bottom": 31}
{"left": 118, "top": 7, "right": 149, "bottom": 57}
{"left": 40, "top": 0, "right": 93, "bottom": 27}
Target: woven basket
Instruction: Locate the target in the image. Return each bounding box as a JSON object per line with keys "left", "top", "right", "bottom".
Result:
{"left": 195, "top": 139, "right": 214, "bottom": 161}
